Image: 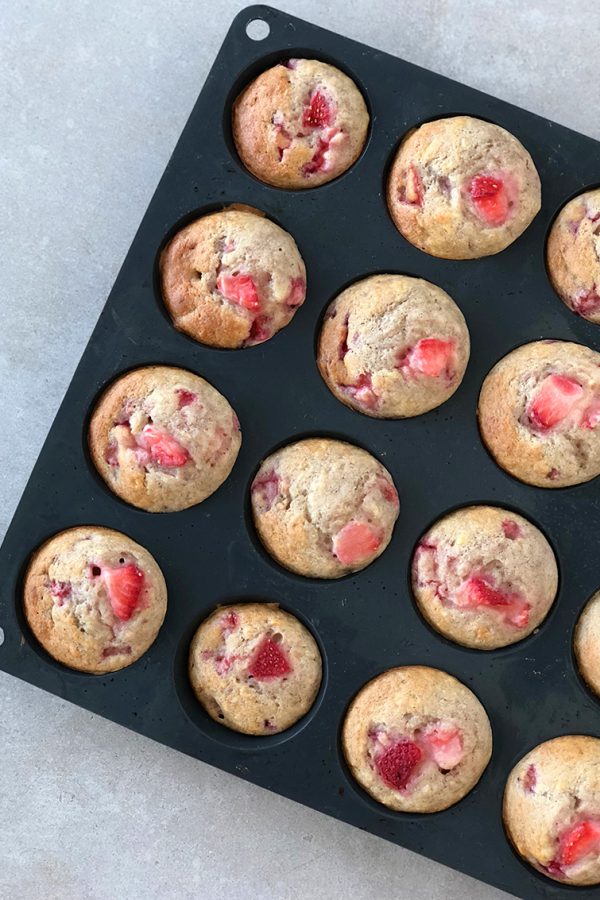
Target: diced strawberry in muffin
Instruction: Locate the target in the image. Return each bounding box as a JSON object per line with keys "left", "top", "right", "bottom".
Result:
{"left": 248, "top": 636, "right": 292, "bottom": 679}
{"left": 216, "top": 272, "right": 260, "bottom": 311}
{"left": 102, "top": 563, "right": 144, "bottom": 621}
{"left": 553, "top": 820, "right": 600, "bottom": 870}
{"left": 522, "top": 764, "right": 537, "bottom": 793}
{"left": 402, "top": 165, "right": 423, "bottom": 207}
{"left": 455, "top": 575, "right": 530, "bottom": 628}
{"left": 285, "top": 276, "right": 306, "bottom": 307}
{"left": 251, "top": 470, "right": 280, "bottom": 512}
{"left": 468, "top": 174, "right": 510, "bottom": 226}
{"left": 527, "top": 374, "right": 584, "bottom": 431}
{"left": 302, "top": 90, "right": 332, "bottom": 128}
{"left": 375, "top": 739, "right": 423, "bottom": 791}
{"left": 342, "top": 373, "right": 378, "bottom": 409}
{"left": 177, "top": 389, "right": 196, "bottom": 408}
{"left": 583, "top": 400, "right": 600, "bottom": 429}
{"left": 401, "top": 338, "right": 455, "bottom": 378}
{"left": 421, "top": 722, "right": 464, "bottom": 769}
{"left": 502, "top": 519, "right": 522, "bottom": 540}
{"left": 137, "top": 425, "right": 190, "bottom": 467}
{"left": 572, "top": 286, "right": 600, "bottom": 318}
{"left": 332, "top": 521, "right": 381, "bottom": 565}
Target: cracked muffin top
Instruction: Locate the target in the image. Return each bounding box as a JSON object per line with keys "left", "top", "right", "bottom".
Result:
{"left": 504, "top": 735, "right": 600, "bottom": 886}
{"left": 317, "top": 273, "right": 470, "bottom": 417}
{"left": 387, "top": 115, "right": 541, "bottom": 259}
{"left": 547, "top": 187, "right": 600, "bottom": 324}
{"left": 88, "top": 365, "right": 241, "bottom": 512}
{"left": 478, "top": 340, "right": 600, "bottom": 488}
{"left": 189, "top": 602, "right": 322, "bottom": 735}
{"left": 160, "top": 208, "right": 306, "bottom": 348}
{"left": 23, "top": 526, "right": 167, "bottom": 674}
{"left": 250, "top": 437, "right": 399, "bottom": 578}
{"left": 232, "top": 58, "right": 369, "bottom": 189}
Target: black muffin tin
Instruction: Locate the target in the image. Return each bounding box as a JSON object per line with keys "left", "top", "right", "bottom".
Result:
{"left": 2, "top": 7, "right": 600, "bottom": 897}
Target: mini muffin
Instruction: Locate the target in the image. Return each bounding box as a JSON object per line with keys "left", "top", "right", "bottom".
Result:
{"left": 478, "top": 340, "right": 600, "bottom": 488}
{"left": 232, "top": 58, "right": 369, "bottom": 189}
{"left": 317, "top": 274, "right": 470, "bottom": 417}
{"left": 342, "top": 666, "right": 492, "bottom": 813}
{"left": 574, "top": 590, "right": 600, "bottom": 697}
{"left": 89, "top": 365, "right": 241, "bottom": 512}
{"left": 412, "top": 506, "right": 557, "bottom": 650}
{"left": 251, "top": 438, "right": 399, "bottom": 578}
{"left": 160, "top": 208, "right": 306, "bottom": 348}
{"left": 189, "top": 603, "right": 322, "bottom": 735}
{"left": 547, "top": 188, "right": 600, "bottom": 323}
{"left": 504, "top": 735, "right": 600, "bottom": 886}
{"left": 387, "top": 115, "right": 541, "bottom": 259}
{"left": 23, "top": 526, "right": 167, "bottom": 674}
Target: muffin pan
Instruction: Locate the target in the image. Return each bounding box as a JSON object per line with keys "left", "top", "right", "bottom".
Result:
{"left": 2, "top": 6, "right": 600, "bottom": 897}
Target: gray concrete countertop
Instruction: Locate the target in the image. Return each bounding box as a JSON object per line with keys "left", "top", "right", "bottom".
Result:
{"left": 1, "top": 2, "right": 598, "bottom": 897}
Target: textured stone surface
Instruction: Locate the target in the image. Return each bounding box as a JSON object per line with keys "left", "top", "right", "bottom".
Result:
{"left": 1, "top": 1, "right": 598, "bottom": 897}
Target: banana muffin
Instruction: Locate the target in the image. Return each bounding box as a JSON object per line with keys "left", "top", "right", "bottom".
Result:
{"left": 478, "top": 340, "right": 600, "bottom": 488}
{"left": 189, "top": 602, "right": 322, "bottom": 735}
{"left": 232, "top": 58, "right": 369, "bottom": 189}
{"left": 89, "top": 365, "right": 241, "bottom": 512}
{"left": 160, "top": 208, "right": 306, "bottom": 348}
{"left": 387, "top": 115, "right": 541, "bottom": 259}
{"left": 250, "top": 438, "right": 399, "bottom": 578}
{"left": 547, "top": 187, "right": 600, "bottom": 323}
{"left": 412, "top": 506, "right": 558, "bottom": 650}
{"left": 342, "top": 666, "right": 492, "bottom": 813}
{"left": 23, "top": 526, "right": 167, "bottom": 674}
{"left": 574, "top": 590, "right": 600, "bottom": 698}
{"left": 504, "top": 735, "right": 600, "bottom": 886}
{"left": 317, "top": 273, "right": 470, "bottom": 417}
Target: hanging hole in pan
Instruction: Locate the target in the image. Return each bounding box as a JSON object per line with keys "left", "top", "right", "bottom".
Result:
{"left": 246, "top": 18, "right": 270, "bottom": 41}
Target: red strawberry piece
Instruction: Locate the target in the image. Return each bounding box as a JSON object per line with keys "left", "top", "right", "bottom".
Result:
{"left": 589, "top": 210, "right": 600, "bottom": 223}
{"left": 567, "top": 219, "right": 581, "bottom": 235}
{"left": 102, "top": 563, "right": 144, "bottom": 621}
{"left": 50, "top": 580, "right": 71, "bottom": 600}
{"left": 421, "top": 722, "right": 463, "bottom": 769}
{"left": 401, "top": 338, "right": 455, "bottom": 378}
{"left": 246, "top": 314, "right": 271, "bottom": 346}
{"left": 215, "top": 655, "right": 237, "bottom": 676}
{"left": 252, "top": 470, "right": 280, "bottom": 511}
{"left": 468, "top": 174, "right": 510, "bottom": 226}
{"left": 137, "top": 425, "right": 190, "bottom": 467}
{"left": 456, "top": 575, "right": 530, "bottom": 628}
{"left": 342, "top": 373, "right": 378, "bottom": 409}
{"left": 583, "top": 400, "right": 600, "bottom": 429}
{"left": 102, "top": 644, "right": 132, "bottom": 659}
{"left": 572, "top": 286, "right": 600, "bottom": 317}
{"left": 338, "top": 313, "right": 349, "bottom": 360}
{"left": 378, "top": 478, "right": 399, "bottom": 506}
{"left": 302, "top": 90, "right": 332, "bottom": 129}
{"left": 231, "top": 411, "right": 240, "bottom": 432}
{"left": 527, "top": 374, "right": 584, "bottom": 431}
{"left": 216, "top": 272, "right": 260, "bottom": 311}
{"left": 177, "top": 389, "right": 196, "bottom": 408}
{"left": 104, "top": 441, "right": 119, "bottom": 467}
{"left": 376, "top": 739, "right": 423, "bottom": 792}
{"left": 221, "top": 610, "right": 239, "bottom": 634}
{"left": 284, "top": 58, "right": 298, "bottom": 69}
{"left": 401, "top": 164, "right": 423, "bottom": 207}
{"left": 332, "top": 521, "right": 381, "bottom": 565}
{"left": 545, "top": 860, "right": 565, "bottom": 878}
{"left": 502, "top": 519, "right": 521, "bottom": 540}
{"left": 547, "top": 467, "right": 560, "bottom": 480}
{"left": 274, "top": 122, "right": 293, "bottom": 160}
{"left": 248, "top": 636, "right": 292, "bottom": 680}
{"left": 285, "top": 276, "right": 306, "bottom": 307}
{"left": 302, "top": 137, "right": 329, "bottom": 175}
{"left": 523, "top": 764, "right": 537, "bottom": 793}
{"left": 555, "top": 820, "right": 600, "bottom": 869}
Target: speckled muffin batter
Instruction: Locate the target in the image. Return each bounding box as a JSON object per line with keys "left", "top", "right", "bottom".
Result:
{"left": 89, "top": 365, "right": 241, "bottom": 512}
{"left": 387, "top": 116, "right": 541, "bottom": 259}
{"left": 342, "top": 666, "right": 492, "bottom": 813}
{"left": 189, "top": 603, "right": 322, "bottom": 735}
{"left": 160, "top": 208, "right": 306, "bottom": 348}
{"left": 232, "top": 58, "right": 369, "bottom": 189}
{"left": 547, "top": 188, "right": 600, "bottom": 323}
{"left": 412, "top": 506, "right": 557, "bottom": 650}
{"left": 251, "top": 438, "right": 399, "bottom": 579}
{"left": 23, "top": 526, "right": 167, "bottom": 674}
{"left": 478, "top": 341, "right": 600, "bottom": 488}
{"left": 574, "top": 590, "right": 600, "bottom": 698}
{"left": 504, "top": 735, "right": 600, "bottom": 886}
{"left": 317, "top": 274, "right": 470, "bottom": 417}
